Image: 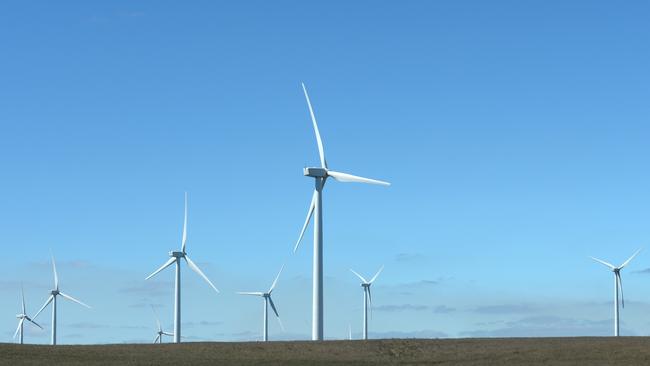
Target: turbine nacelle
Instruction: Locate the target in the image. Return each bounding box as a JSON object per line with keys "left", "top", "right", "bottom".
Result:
{"left": 50, "top": 290, "right": 60, "bottom": 296}
{"left": 304, "top": 167, "right": 328, "bottom": 178}
{"left": 169, "top": 251, "right": 185, "bottom": 258}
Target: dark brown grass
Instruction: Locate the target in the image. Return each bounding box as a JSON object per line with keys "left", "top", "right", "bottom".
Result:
{"left": 3, "top": 337, "right": 650, "bottom": 365}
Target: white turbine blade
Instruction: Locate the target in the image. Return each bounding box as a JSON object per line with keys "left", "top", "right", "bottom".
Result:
{"left": 327, "top": 171, "right": 391, "bottom": 186}
{"left": 162, "top": 331, "right": 174, "bottom": 336}
{"left": 21, "top": 284, "right": 26, "bottom": 314}
{"left": 153, "top": 334, "right": 160, "bottom": 344}
{"left": 294, "top": 190, "right": 316, "bottom": 253}
{"left": 269, "top": 264, "right": 285, "bottom": 293}
{"left": 236, "top": 292, "right": 264, "bottom": 296}
{"left": 26, "top": 318, "right": 43, "bottom": 330}
{"left": 33, "top": 295, "right": 53, "bottom": 319}
{"left": 369, "top": 265, "right": 384, "bottom": 284}
{"left": 151, "top": 305, "right": 161, "bottom": 331}
{"left": 277, "top": 316, "right": 286, "bottom": 332}
{"left": 348, "top": 324, "right": 352, "bottom": 340}
{"left": 590, "top": 257, "right": 616, "bottom": 270}
{"left": 51, "top": 255, "right": 59, "bottom": 290}
{"left": 368, "top": 287, "right": 373, "bottom": 319}
{"left": 184, "top": 256, "right": 219, "bottom": 293}
{"left": 145, "top": 257, "right": 176, "bottom": 280}
{"left": 182, "top": 192, "right": 188, "bottom": 253}
{"left": 269, "top": 296, "right": 280, "bottom": 318}
{"left": 617, "top": 273, "right": 625, "bottom": 308}
{"left": 350, "top": 269, "right": 368, "bottom": 284}
{"left": 620, "top": 248, "right": 642, "bottom": 269}
{"left": 301, "top": 82, "right": 327, "bottom": 169}
{"left": 59, "top": 292, "right": 91, "bottom": 308}
{"left": 13, "top": 318, "right": 24, "bottom": 339}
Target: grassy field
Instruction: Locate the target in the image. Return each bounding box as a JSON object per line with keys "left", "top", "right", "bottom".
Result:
{"left": 3, "top": 337, "right": 650, "bottom": 365}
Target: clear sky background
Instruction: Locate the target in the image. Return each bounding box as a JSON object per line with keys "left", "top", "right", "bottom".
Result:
{"left": 1, "top": 1, "right": 650, "bottom": 344}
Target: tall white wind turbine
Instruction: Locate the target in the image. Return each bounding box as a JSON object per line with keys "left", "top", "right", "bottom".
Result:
{"left": 590, "top": 248, "right": 641, "bottom": 336}
{"left": 14, "top": 285, "right": 43, "bottom": 344}
{"left": 151, "top": 306, "right": 173, "bottom": 344}
{"left": 145, "top": 192, "right": 219, "bottom": 343}
{"left": 33, "top": 256, "right": 91, "bottom": 345}
{"left": 350, "top": 266, "right": 383, "bottom": 340}
{"left": 295, "top": 83, "right": 391, "bottom": 341}
{"left": 237, "top": 264, "right": 285, "bottom": 342}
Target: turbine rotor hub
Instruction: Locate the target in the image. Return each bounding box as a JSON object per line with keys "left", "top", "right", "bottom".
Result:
{"left": 51, "top": 290, "right": 59, "bottom": 295}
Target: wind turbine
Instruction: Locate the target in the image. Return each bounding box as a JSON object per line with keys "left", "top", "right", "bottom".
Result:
{"left": 590, "top": 248, "right": 641, "bottom": 336}
{"left": 294, "top": 83, "right": 391, "bottom": 341}
{"left": 33, "top": 256, "right": 91, "bottom": 345}
{"left": 151, "top": 306, "right": 173, "bottom": 344}
{"left": 350, "top": 266, "right": 383, "bottom": 340}
{"left": 145, "top": 192, "right": 219, "bottom": 343}
{"left": 237, "top": 264, "right": 285, "bottom": 342}
{"left": 14, "top": 285, "right": 43, "bottom": 344}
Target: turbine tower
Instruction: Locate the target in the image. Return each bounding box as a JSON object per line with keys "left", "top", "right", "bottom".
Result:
{"left": 145, "top": 192, "right": 219, "bottom": 343}
{"left": 590, "top": 248, "right": 641, "bottom": 336}
{"left": 33, "top": 256, "right": 91, "bottom": 345}
{"left": 237, "top": 264, "right": 285, "bottom": 342}
{"left": 14, "top": 285, "right": 43, "bottom": 344}
{"left": 350, "top": 266, "right": 384, "bottom": 340}
{"left": 294, "top": 83, "right": 390, "bottom": 341}
{"left": 151, "top": 306, "right": 173, "bottom": 344}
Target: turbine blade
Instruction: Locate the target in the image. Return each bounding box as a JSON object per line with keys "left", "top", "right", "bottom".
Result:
{"left": 51, "top": 255, "right": 59, "bottom": 290}
{"left": 368, "top": 287, "right": 373, "bottom": 319}
{"left": 617, "top": 273, "right": 625, "bottom": 308}
{"left": 350, "top": 269, "right": 368, "bottom": 284}
{"left": 59, "top": 292, "right": 91, "bottom": 308}
{"left": 327, "top": 171, "right": 391, "bottom": 186}
{"left": 21, "top": 284, "right": 26, "bottom": 314}
{"left": 620, "top": 248, "right": 642, "bottom": 269}
{"left": 33, "top": 295, "right": 54, "bottom": 319}
{"left": 151, "top": 305, "right": 161, "bottom": 331}
{"left": 369, "top": 265, "right": 384, "bottom": 284}
{"left": 269, "top": 296, "right": 280, "bottom": 318}
{"left": 145, "top": 257, "right": 176, "bottom": 280}
{"left": 348, "top": 324, "right": 352, "bottom": 340}
{"left": 590, "top": 256, "right": 616, "bottom": 270}
{"left": 153, "top": 334, "right": 160, "bottom": 344}
{"left": 184, "top": 256, "right": 219, "bottom": 293}
{"left": 13, "top": 318, "right": 24, "bottom": 339}
{"left": 236, "top": 292, "right": 264, "bottom": 296}
{"left": 182, "top": 192, "right": 188, "bottom": 253}
{"left": 301, "top": 83, "right": 327, "bottom": 169}
{"left": 294, "top": 190, "right": 316, "bottom": 253}
{"left": 26, "top": 318, "right": 43, "bottom": 330}
{"left": 269, "top": 264, "right": 285, "bottom": 293}
{"left": 275, "top": 315, "right": 285, "bottom": 332}
{"left": 163, "top": 331, "right": 174, "bottom": 336}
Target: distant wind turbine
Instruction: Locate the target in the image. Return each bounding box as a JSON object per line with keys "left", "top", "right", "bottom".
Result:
{"left": 590, "top": 248, "right": 642, "bottom": 336}
{"left": 33, "top": 255, "right": 91, "bottom": 345}
{"left": 350, "top": 266, "right": 384, "bottom": 340}
{"left": 145, "top": 192, "right": 219, "bottom": 343}
{"left": 151, "top": 306, "right": 173, "bottom": 344}
{"left": 237, "top": 264, "right": 285, "bottom": 342}
{"left": 294, "top": 83, "right": 391, "bottom": 340}
{"left": 14, "top": 285, "right": 43, "bottom": 344}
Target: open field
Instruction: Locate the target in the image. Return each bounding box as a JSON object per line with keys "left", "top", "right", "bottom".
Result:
{"left": 3, "top": 338, "right": 650, "bottom": 365}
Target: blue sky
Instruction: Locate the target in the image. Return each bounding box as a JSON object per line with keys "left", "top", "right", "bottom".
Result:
{"left": 1, "top": 1, "right": 650, "bottom": 344}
